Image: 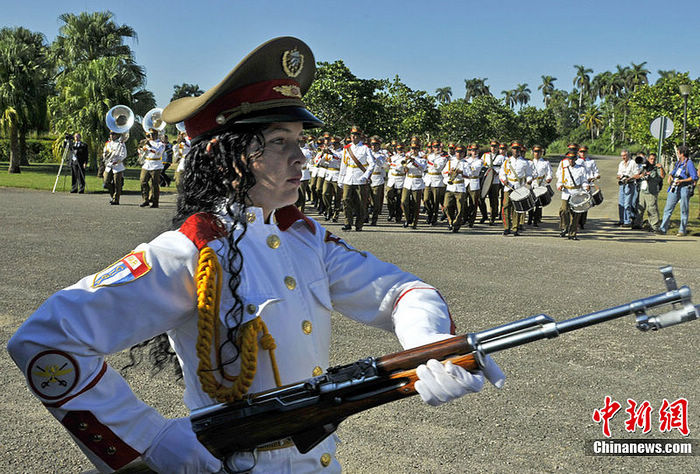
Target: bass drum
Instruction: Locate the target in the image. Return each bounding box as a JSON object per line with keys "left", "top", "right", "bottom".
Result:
{"left": 480, "top": 167, "right": 495, "bottom": 200}
{"left": 591, "top": 187, "right": 604, "bottom": 206}
{"left": 569, "top": 192, "right": 592, "bottom": 213}
{"left": 510, "top": 187, "right": 536, "bottom": 213}
{"left": 532, "top": 186, "right": 552, "bottom": 207}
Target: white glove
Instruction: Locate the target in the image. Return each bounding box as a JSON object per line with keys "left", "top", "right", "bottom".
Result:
{"left": 143, "top": 418, "right": 222, "bottom": 474}
{"left": 414, "top": 355, "right": 505, "bottom": 407}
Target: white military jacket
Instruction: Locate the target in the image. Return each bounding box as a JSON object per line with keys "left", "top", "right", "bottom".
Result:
{"left": 499, "top": 156, "right": 533, "bottom": 190}
{"left": 141, "top": 139, "right": 165, "bottom": 171}
{"left": 557, "top": 159, "right": 590, "bottom": 200}
{"left": 530, "top": 158, "right": 553, "bottom": 187}
{"left": 370, "top": 150, "right": 387, "bottom": 186}
{"left": 425, "top": 153, "right": 448, "bottom": 187}
{"left": 483, "top": 152, "right": 505, "bottom": 177}
{"left": 321, "top": 148, "right": 342, "bottom": 183}
{"left": 464, "top": 157, "right": 484, "bottom": 191}
{"left": 402, "top": 153, "right": 427, "bottom": 191}
{"left": 174, "top": 138, "right": 192, "bottom": 173}
{"left": 102, "top": 140, "right": 127, "bottom": 173}
{"left": 300, "top": 146, "right": 314, "bottom": 181}
{"left": 387, "top": 153, "right": 407, "bottom": 189}
{"left": 338, "top": 142, "right": 375, "bottom": 185}
{"left": 313, "top": 151, "right": 327, "bottom": 180}
{"left": 579, "top": 157, "right": 600, "bottom": 182}
{"left": 442, "top": 157, "right": 467, "bottom": 193}
{"left": 8, "top": 206, "right": 454, "bottom": 473}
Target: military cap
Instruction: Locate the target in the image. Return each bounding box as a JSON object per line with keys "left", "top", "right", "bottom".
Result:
{"left": 350, "top": 125, "right": 362, "bottom": 134}
{"left": 431, "top": 140, "right": 441, "bottom": 146}
{"left": 469, "top": 143, "right": 479, "bottom": 150}
{"left": 410, "top": 136, "right": 421, "bottom": 145}
{"left": 316, "top": 137, "right": 325, "bottom": 144}
{"left": 396, "top": 143, "right": 405, "bottom": 149}
{"left": 498, "top": 143, "right": 507, "bottom": 149}
{"left": 330, "top": 136, "right": 340, "bottom": 144}
{"left": 307, "top": 134, "right": 315, "bottom": 141}
{"left": 162, "top": 37, "right": 322, "bottom": 142}
{"left": 579, "top": 145, "right": 588, "bottom": 152}
{"left": 565, "top": 151, "right": 576, "bottom": 158}
{"left": 391, "top": 139, "right": 397, "bottom": 146}
{"left": 370, "top": 135, "right": 382, "bottom": 144}
{"left": 567, "top": 143, "right": 579, "bottom": 150}
{"left": 532, "top": 144, "right": 543, "bottom": 152}
{"left": 490, "top": 140, "right": 499, "bottom": 147}
{"left": 322, "top": 131, "right": 331, "bottom": 138}
{"left": 448, "top": 142, "right": 456, "bottom": 148}
{"left": 510, "top": 141, "right": 522, "bottom": 149}
{"left": 344, "top": 136, "right": 352, "bottom": 144}
{"left": 455, "top": 144, "right": 466, "bottom": 152}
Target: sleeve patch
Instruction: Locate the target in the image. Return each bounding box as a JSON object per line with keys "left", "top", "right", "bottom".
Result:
{"left": 27, "top": 350, "right": 79, "bottom": 400}
{"left": 92, "top": 251, "right": 151, "bottom": 288}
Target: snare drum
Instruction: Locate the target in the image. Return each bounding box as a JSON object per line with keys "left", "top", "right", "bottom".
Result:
{"left": 533, "top": 186, "right": 552, "bottom": 207}
{"left": 510, "top": 187, "right": 536, "bottom": 213}
{"left": 569, "top": 192, "right": 592, "bottom": 213}
{"left": 591, "top": 187, "right": 604, "bottom": 206}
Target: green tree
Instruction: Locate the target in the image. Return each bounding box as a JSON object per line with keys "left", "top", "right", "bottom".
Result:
{"left": 517, "top": 106, "right": 558, "bottom": 148}
{"left": 0, "top": 27, "right": 52, "bottom": 173}
{"left": 514, "top": 83, "right": 531, "bottom": 110}
{"left": 656, "top": 69, "right": 679, "bottom": 83}
{"left": 502, "top": 90, "right": 516, "bottom": 109}
{"left": 435, "top": 87, "right": 452, "bottom": 105}
{"left": 629, "top": 61, "right": 650, "bottom": 92}
{"left": 439, "top": 95, "right": 517, "bottom": 145}
{"left": 573, "top": 64, "right": 593, "bottom": 113}
{"left": 378, "top": 76, "right": 439, "bottom": 140}
{"left": 538, "top": 75, "right": 557, "bottom": 107}
{"left": 580, "top": 105, "right": 603, "bottom": 141}
{"left": 464, "top": 78, "right": 490, "bottom": 102}
{"left": 171, "top": 83, "right": 204, "bottom": 101}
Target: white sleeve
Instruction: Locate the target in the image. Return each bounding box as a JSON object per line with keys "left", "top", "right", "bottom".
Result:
{"left": 361, "top": 147, "right": 376, "bottom": 181}
{"left": 7, "top": 231, "right": 199, "bottom": 472}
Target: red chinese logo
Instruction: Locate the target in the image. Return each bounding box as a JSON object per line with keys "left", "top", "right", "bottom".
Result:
{"left": 659, "top": 398, "right": 689, "bottom": 436}
{"left": 593, "top": 396, "right": 622, "bottom": 438}
{"left": 593, "top": 397, "right": 689, "bottom": 437}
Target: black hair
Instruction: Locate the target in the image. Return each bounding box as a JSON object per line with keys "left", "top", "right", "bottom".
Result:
{"left": 121, "top": 125, "right": 264, "bottom": 378}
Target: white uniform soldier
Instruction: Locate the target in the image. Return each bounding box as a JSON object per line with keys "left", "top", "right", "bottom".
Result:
{"left": 424, "top": 141, "right": 448, "bottom": 225}
{"left": 401, "top": 139, "right": 427, "bottom": 229}
{"left": 576, "top": 145, "right": 599, "bottom": 229}
{"left": 102, "top": 131, "right": 127, "bottom": 205}
{"left": 313, "top": 146, "right": 328, "bottom": 215}
{"left": 482, "top": 141, "right": 505, "bottom": 225}
{"left": 338, "top": 125, "right": 375, "bottom": 231}
{"left": 295, "top": 137, "right": 314, "bottom": 211}
{"left": 557, "top": 151, "right": 591, "bottom": 240}
{"left": 464, "top": 144, "right": 484, "bottom": 227}
{"left": 173, "top": 132, "right": 191, "bottom": 193}
{"left": 321, "top": 138, "right": 343, "bottom": 222}
{"left": 498, "top": 142, "right": 533, "bottom": 235}
{"left": 139, "top": 130, "right": 165, "bottom": 208}
{"left": 368, "top": 136, "right": 387, "bottom": 226}
{"left": 386, "top": 143, "right": 407, "bottom": 223}
{"left": 7, "top": 37, "right": 504, "bottom": 474}
{"left": 527, "top": 145, "right": 553, "bottom": 227}
{"left": 442, "top": 144, "right": 468, "bottom": 232}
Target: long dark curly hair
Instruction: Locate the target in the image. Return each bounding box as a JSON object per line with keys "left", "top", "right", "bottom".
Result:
{"left": 122, "top": 124, "right": 265, "bottom": 378}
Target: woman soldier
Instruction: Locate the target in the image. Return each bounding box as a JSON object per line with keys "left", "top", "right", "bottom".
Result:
{"left": 8, "top": 37, "right": 503, "bottom": 473}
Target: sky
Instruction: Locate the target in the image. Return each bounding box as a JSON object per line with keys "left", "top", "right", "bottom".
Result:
{"left": 3, "top": 0, "right": 700, "bottom": 109}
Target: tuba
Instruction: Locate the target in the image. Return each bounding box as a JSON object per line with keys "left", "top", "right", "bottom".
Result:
{"left": 105, "top": 105, "right": 134, "bottom": 142}
{"left": 142, "top": 107, "right": 166, "bottom": 133}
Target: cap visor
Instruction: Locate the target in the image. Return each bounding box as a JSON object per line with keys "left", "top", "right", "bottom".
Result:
{"left": 233, "top": 106, "right": 323, "bottom": 129}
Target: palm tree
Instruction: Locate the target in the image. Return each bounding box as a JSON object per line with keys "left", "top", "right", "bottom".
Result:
{"left": 172, "top": 83, "right": 204, "bottom": 101}
{"left": 656, "top": 69, "right": 679, "bottom": 83}
{"left": 538, "top": 75, "right": 557, "bottom": 107}
{"left": 0, "top": 27, "right": 52, "bottom": 173}
{"left": 464, "top": 78, "right": 490, "bottom": 102}
{"left": 580, "top": 105, "right": 603, "bottom": 140}
{"left": 573, "top": 64, "right": 593, "bottom": 113}
{"left": 435, "top": 86, "right": 452, "bottom": 105}
{"left": 501, "top": 90, "right": 516, "bottom": 108}
{"left": 514, "top": 83, "right": 531, "bottom": 109}
{"left": 628, "top": 61, "right": 650, "bottom": 92}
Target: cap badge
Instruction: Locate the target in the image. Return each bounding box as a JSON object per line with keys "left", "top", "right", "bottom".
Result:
{"left": 273, "top": 84, "right": 302, "bottom": 98}
{"left": 282, "top": 48, "right": 304, "bottom": 78}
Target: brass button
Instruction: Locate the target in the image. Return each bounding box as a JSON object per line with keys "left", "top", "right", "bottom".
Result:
{"left": 106, "top": 446, "right": 117, "bottom": 455}
{"left": 302, "top": 320, "right": 312, "bottom": 335}
{"left": 246, "top": 304, "right": 257, "bottom": 315}
{"left": 320, "top": 453, "right": 332, "bottom": 467}
{"left": 267, "top": 234, "right": 280, "bottom": 249}
{"left": 246, "top": 211, "right": 256, "bottom": 223}
{"left": 284, "top": 276, "right": 296, "bottom": 290}
{"left": 312, "top": 366, "right": 323, "bottom": 376}
{"left": 92, "top": 434, "right": 103, "bottom": 442}
{"left": 78, "top": 422, "right": 88, "bottom": 431}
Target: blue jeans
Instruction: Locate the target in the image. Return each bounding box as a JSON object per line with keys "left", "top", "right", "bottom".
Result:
{"left": 618, "top": 183, "right": 635, "bottom": 224}
{"left": 659, "top": 185, "right": 692, "bottom": 234}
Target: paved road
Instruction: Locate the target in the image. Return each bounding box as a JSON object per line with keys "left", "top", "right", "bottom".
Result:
{"left": 1, "top": 155, "right": 698, "bottom": 473}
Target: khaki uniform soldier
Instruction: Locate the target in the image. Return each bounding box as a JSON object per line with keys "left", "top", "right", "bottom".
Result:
{"left": 139, "top": 130, "right": 165, "bottom": 208}
{"left": 464, "top": 144, "right": 484, "bottom": 227}
{"left": 482, "top": 141, "right": 505, "bottom": 225}
{"left": 401, "top": 139, "right": 427, "bottom": 229}
{"left": 321, "top": 137, "right": 343, "bottom": 222}
{"left": 557, "top": 152, "right": 590, "bottom": 240}
{"left": 527, "top": 145, "right": 553, "bottom": 226}
{"left": 313, "top": 144, "right": 329, "bottom": 215}
{"left": 386, "top": 143, "right": 407, "bottom": 223}
{"left": 498, "top": 142, "right": 533, "bottom": 235}
{"left": 308, "top": 137, "right": 323, "bottom": 207}
{"left": 424, "top": 140, "right": 448, "bottom": 225}
{"left": 576, "top": 145, "right": 600, "bottom": 229}
{"left": 173, "top": 132, "right": 191, "bottom": 193}
{"left": 296, "top": 137, "right": 314, "bottom": 211}
{"left": 368, "top": 136, "right": 387, "bottom": 226}
{"left": 338, "top": 125, "right": 375, "bottom": 231}
{"left": 442, "top": 145, "right": 468, "bottom": 232}
{"left": 102, "top": 131, "right": 127, "bottom": 205}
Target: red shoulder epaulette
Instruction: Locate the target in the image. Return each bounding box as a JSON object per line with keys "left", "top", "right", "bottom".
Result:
{"left": 179, "top": 212, "right": 229, "bottom": 250}
{"left": 343, "top": 143, "right": 352, "bottom": 150}
{"left": 275, "top": 205, "right": 316, "bottom": 234}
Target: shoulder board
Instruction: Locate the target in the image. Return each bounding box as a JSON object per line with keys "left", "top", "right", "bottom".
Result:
{"left": 179, "top": 212, "right": 229, "bottom": 250}
{"left": 275, "top": 205, "right": 316, "bottom": 234}
{"left": 343, "top": 143, "right": 352, "bottom": 150}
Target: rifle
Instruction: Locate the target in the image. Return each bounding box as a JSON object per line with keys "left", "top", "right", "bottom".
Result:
{"left": 115, "top": 266, "right": 697, "bottom": 473}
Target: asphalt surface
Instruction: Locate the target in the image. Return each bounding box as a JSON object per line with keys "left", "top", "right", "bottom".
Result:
{"left": 1, "top": 155, "right": 698, "bottom": 473}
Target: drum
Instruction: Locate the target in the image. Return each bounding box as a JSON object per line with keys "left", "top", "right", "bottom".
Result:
{"left": 480, "top": 167, "right": 495, "bottom": 199}
{"left": 591, "top": 187, "right": 604, "bottom": 206}
{"left": 533, "top": 186, "right": 552, "bottom": 207}
{"left": 510, "top": 187, "right": 536, "bottom": 213}
{"left": 569, "top": 192, "right": 592, "bottom": 213}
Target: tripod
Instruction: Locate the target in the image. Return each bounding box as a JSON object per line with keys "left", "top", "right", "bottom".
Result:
{"left": 52, "top": 139, "right": 72, "bottom": 193}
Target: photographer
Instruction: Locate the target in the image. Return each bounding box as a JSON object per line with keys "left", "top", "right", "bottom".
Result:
{"left": 69, "top": 133, "right": 89, "bottom": 194}
{"left": 632, "top": 153, "right": 664, "bottom": 231}
{"left": 658, "top": 145, "right": 698, "bottom": 236}
{"left": 615, "top": 149, "right": 637, "bottom": 226}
